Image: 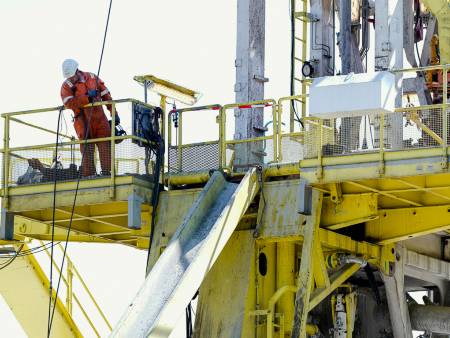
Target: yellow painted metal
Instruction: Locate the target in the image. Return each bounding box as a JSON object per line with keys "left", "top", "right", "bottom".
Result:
{"left": 345, "top": 292, "right": 357, "bottom": 338}
{"left": 134, "top": 75, "right": 201, "bottom": 106}
{"left": 0, "top": 244, "right": 82, "bottom": 338}
{"left": 1, "top": 99, "right": 153, "bottom": 207}
{"left": 277, "top": 94, "right": 307, "bottom": 161}
{"left": 329, "top": 183, "right": 343, "bottom": 204}
{"left": 110, "top": 103, "right": 116, "bottom": 198}
{"left": 379, "top": 113, "right": 385, "bottom": 175}
{"left": 9, "top": 116, "right": 72, "bottom": 140}
{"left": 194, "top": 231, "right": 257, "bottom": 338}
{"left": 276, "top": 242, "right": 295, "bottom": 335}
{"left": 40, "top": 241, "right": 113, "bottom": 332}
{"left": 167, "top": 104, "right": 222, "bottom": 174}
{"left": 292, "top": 190, "right": 323, "bottom": 337}
{"left": 366, "top": 204, "right": 450, "bottom": 244}
{"left": 312, "top": 233, "right": 330, "bottom": 289}
{"left": 8, "top": 70, "right": 450, "bottom": 336}
{"left": 308, "top": 263, "right": 361, "bottom": 312}
{"left": 321, "top": 193, "right": 378, "bottom": 229}
{"left": 38, "top": 241, "right": 112, "bottom": 336}
{"left": 249, "top": 285, "right": 318, "bottom": 338}
{"left": 256, "top": 242, "right": 276, "bottom": 338}
{"left": 3, "top": 114, "right": 10, "bottom": 208}
{"left": 267, "top": 285, "right": 297, "bottom": 338}
{"left": 220, "top": 99, "right": 278, "bottom": 169}
{"left": 67, "top": 258, "right": 74, "bottom": 315}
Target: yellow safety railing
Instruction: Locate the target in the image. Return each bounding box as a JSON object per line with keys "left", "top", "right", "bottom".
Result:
{"left": 38, "top": 240, "right": 112, "bottom": 337}
{"left": 1, "top": 99, "right": 156, "bottom": 205}
{"left": 164, "top": 65, "right": 450, "bottom": 177}
{"left": 249, "top": 285, "right": 319, "bottom": 338}
{"left": 221, "top": 99, "right": 278, "bottom": 170}
{"left": 167, "top": 104, "right": 222, "bottom": 174}
{"left": 3, "top": 65, "right": 450, "bottom": 182}
{"left": 277, "top": 95, "right": 307, "bottom": 163}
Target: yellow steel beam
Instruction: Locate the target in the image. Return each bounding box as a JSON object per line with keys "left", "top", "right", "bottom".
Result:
{"left": 308, "top": 263, "right": 361, "bottom": 312}
{"left": 300, "top": 148, "right": 446, "bottom": 184}
{"left": 0, "top": 244, "right": 82, "bottom": 338}
{"left": 366, "top": 204, "right": 450, "bottom": 244}
{"left": 276, "top": 242, "right": 296, "bottom": 333}
{"left": 321, "top": 193, "right": 378, "bottom": 229}
{"left": 325, "top": 216, "right": 379, "bottom": 231}
{"left": 55, "top": 208, "right": 126, "bottom": 230}
{"left": 14, "top": 215, "right": 134, "bottom": 246}
{"left": 42, "top": 213, "right": 128, "bottom": 224}
{"left": 259, "top": 227, "right": 381, "bottom": 263}
{"left": 312, "top": 233, "right": 330, "bottom": 289}
{"left": 394, "top": 178, "right": 450, "bottom": 203}
{"left": 347, "top": 181, "right": 422, "bottom": 207}
{"left": 292, "top": 190, "right": 323, "bottom": 338}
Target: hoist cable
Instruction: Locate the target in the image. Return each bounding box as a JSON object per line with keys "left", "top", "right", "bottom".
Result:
{"left": 47, "top": 0, "right": 113, "bottom": 336}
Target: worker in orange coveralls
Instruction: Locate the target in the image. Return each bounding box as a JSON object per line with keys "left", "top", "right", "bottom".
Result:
{"left": 60, "top": 59, "right": 120, "bottom": 177}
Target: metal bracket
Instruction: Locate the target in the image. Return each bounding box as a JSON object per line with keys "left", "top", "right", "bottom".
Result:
{"left": 0, "top": 208, "right": 14, "bottom": 240}
{"left": 380, "top": 244, "right": 396, "bottom": 276}
{"left": 253, "top": 74, "right": 269, "bottom": 83}
{"left": 253, "top": 125, "right": 269, "bottom": 132}
{"left": 329, "top": 183, "right": 343, "bottom": 204}
{"left": 381, "top": 41, "right": 391, "bottom": 52}
{"left": 297, "top": 179, "right": 313, "bottom": 215}
{"left": 128, "top": 193, "right": 144, "bottom": 229}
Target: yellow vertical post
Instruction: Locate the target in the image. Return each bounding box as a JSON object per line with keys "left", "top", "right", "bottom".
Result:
{"left": 66, "top": 258, "right": 74, "bottom": 315}
{"left": 256, "top": 243, "right": 276, "bottom": 338}
{"left": 159, "top": 95, "right": 167, "bottom": 182}
{"left": 442, "top": 65, "right": 448, "bottom": 169}
{"left": 220, "top": 107, "right": 227, "bottom": 168}
{"left": 277, "top": 100, "right": 283, "bottom": 162}
{"left": 272, "top": 104, "right": 278, "bottom": 163}
{"left": 178, "top": 113, "right": 183, "bottom": 172}
{"left": 276, "top": 242, "right": 296, "bottom": 336}
{"left": 317, "top": 120, "right": 324, "bottom": 179}
{"left": 379, "top": 113, "right": 385, "bottom": 175}
{"left": 167, "top": 108, "right": 173, "bottom": 177}
{"left": 110, "top": 103, "right": 116, "bottom": 198}
{"left": 93, "top": 142, "right": 98, "bottom": 172}
{"left": 292, "top": 190, "right": 323, "bottom": 338}
{"left": 218, "top": 109, "right": 223, "bottom": 169}
{"left": 3, "top": 115, "right": 10, "bottom": 207}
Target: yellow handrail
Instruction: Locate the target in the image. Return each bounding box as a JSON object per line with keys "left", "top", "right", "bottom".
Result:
{"left": 221, "top": 99, "right": 277, "bottom": 169}
{"left": 1, "top": 98, "right": 156, "bottom": 201}
{"left": 38, "top": 240, "right": 112, "bottom": 336}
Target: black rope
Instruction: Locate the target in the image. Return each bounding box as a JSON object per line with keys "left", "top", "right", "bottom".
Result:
{"left": 144, "top": 128, "right": 164, "bottom": 272}
{"left": 0, "top": 245, "right": 24, "bottom": 270}
{"left": 47, "top": 0, "right": 114, "bottom": 336}
{"left": 47, "top": 106, "right": 64, "bottom": 337}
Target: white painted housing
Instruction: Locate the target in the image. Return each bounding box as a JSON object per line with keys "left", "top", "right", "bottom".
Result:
{"left": 309, "top": 71, "right": 397, "bottom": 118}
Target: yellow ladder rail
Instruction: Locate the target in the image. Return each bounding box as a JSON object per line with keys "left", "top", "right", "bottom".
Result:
{"left": 38, "top": 240, "right": 112, "bottom": 335}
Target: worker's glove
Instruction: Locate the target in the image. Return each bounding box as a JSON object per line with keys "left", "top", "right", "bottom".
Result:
{"left": 87, "top": 89, "right": 98, "bottom": 103}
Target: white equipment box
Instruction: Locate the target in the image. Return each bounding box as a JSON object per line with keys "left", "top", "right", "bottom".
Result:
{"left": 309, "top": 71, "right": 397, "bottom": 118}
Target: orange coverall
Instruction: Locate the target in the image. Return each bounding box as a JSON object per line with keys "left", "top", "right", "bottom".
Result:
{"left": 60, "top": 71, "right": 115, "bottom": 177}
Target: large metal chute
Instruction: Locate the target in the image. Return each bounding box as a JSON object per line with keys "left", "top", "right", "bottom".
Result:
{"left": 111, "top": 169, "right": 259, "bottom": 337}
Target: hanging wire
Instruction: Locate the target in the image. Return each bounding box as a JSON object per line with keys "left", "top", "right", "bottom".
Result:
{"left": 47, "top": 0, "right": 114, "bottom": 336}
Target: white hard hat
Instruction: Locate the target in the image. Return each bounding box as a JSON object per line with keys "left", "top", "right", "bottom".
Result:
{"left": 62, "top": 59, "right": 79, "bottom": 78}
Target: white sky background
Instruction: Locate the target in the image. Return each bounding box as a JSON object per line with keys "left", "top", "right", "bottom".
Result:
{"left": 0, "top": 1, "right": 291, "bottom": 337}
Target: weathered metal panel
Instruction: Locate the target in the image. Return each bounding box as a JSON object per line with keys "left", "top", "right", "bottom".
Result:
{"left": 193, "top": 230, "right": 256, "bottom": 338}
